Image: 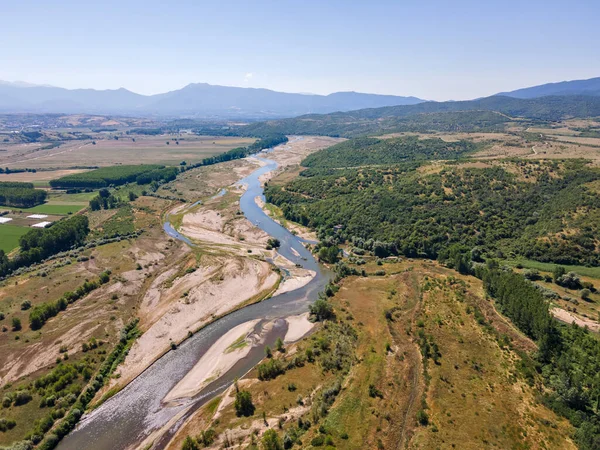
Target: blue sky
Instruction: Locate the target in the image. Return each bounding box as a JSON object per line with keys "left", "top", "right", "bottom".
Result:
{"left": 1, "top": 0, "right": 598, "bottom": 100}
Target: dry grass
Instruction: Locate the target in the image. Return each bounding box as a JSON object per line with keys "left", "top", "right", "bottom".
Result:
{"left": 1, "top": 135, "right": 255, "bottom": 169}
{"left": 164, "top": 260, "right": 575, "bottom": 450}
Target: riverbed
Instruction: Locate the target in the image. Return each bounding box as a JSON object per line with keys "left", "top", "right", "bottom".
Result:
{"left": 57, "top": 153, "right": 329, "bottom": 450}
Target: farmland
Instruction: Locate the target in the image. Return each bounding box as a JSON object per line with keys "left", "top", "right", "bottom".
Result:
{"left": 0, "top": 224, "right": 28, "bottom": 253}
{"left": 0, "top": 134, "right": 255, "bottom": 169}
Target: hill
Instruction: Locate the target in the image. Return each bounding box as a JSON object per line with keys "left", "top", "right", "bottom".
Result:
{"left": 499, "top": 76, "right": 600, "bottom": 98}
{"left": 0, "top": 82, "right": 423, "bottom": 118}
{"left": 241, "top": 95, "right": 600, "bottom": 137}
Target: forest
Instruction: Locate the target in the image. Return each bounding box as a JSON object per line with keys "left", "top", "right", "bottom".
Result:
{"left": 265, "top": 157, "right": 600, "bottom": 266}
{"left": 302, "top": 136, "right": 477, "bottom": 167}
{"left": 0, "top": 182, "right": 47, "bottom": 208}
{"left": 49, "top": 165, "right": 164, "bottom": 189}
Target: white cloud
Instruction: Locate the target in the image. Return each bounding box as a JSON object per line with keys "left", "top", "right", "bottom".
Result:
{"left": 243, "top": 72, "right": 253, "bottom": 83}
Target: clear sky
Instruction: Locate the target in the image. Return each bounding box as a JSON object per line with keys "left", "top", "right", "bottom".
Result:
{"left": 1, "top": 0, "right": 598, "bottom": 101}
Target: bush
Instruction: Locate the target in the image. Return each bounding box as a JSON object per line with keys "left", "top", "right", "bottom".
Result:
{"left": 20, "top": 300, "right": 32, "bottom": 310}
{"left": 580, "top": 288, "right": 591, "bottom": 300}
{"left": 181, "top": 436, "right": 198, "bottom": 450}
{"left": 262, "top": 429, "right": 284, "bottom": 450}
{"left": 12, "top": 317, "right": 21, "bottom": 331}
{"left": 523, "top": 269, "right": 541, "bottom": 281}
{"left": 556, "top": 272, "right": 582, "bottom": 290}
{"left": 257, "top": 359, "right": 285, "bottom": 381}
{"left": 196, "top": 427, "right": 216, "bottom": 446}
{"left": 417, "top": 409, "right": 429, "bottom": 426}
{"left": 14, "top": 391, "right": 32, "bottom": 406}
{"left": 309, "top": 299, "right": 334, "bottom": 321}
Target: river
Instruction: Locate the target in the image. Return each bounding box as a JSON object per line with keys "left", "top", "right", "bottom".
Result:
{"left": 57, "top": 154, "right": 329, "bottom": 450}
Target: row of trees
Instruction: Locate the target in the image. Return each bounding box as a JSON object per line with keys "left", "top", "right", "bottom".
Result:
{"left": 0, "top": 181, "right": 47, "bottom": 207}
{"left": 0, "top": 215, "right": 89, "bottom": 278}
{"left": 29, "top": 270, "right": 111, "bottom": 330}
{"left": 185, "top": 135, "right": 288, "bottom": 170}
{"left": 480, "top": 267, "right": 600, "bottom": 449}
{"left": 50, "top": 165, "right": 164, "bottom": 189}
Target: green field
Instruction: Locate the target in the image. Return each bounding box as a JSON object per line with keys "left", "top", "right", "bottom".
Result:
{"left": 0, "top": 224, "right": 28, "bottom": 252}
{"left": 505, "top": 258, "right": 600, "bottom": 280}
{"left": 48, "top": 191, "right": 98, "bottom": 202}
{"left": 14, "top": 204, "right": 85, "bottom": 215}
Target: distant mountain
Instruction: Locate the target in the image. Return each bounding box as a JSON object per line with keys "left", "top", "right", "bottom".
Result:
{"left": 498, "top": 77, "right": 600, "bottom": 99}
{"left": 0, "top": 82, "right": 423, "bottom": 118}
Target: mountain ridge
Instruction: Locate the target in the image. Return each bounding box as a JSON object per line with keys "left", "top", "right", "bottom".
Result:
{"left": 498, "top": 76, "right": 600, "bottom": 98}
{"left": 0, "top": 81, "right": 423, "bottom": 118}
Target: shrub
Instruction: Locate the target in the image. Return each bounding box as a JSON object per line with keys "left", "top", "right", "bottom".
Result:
{"left": 417, "top": 409, "right": 429, "bottom": 426}
{"left": 14, "top": 391, "right": 32, "bottom": 406}
{"left": 20, "top": 300, "right": 32, "bottom": 310}
{"left": 12, "top": 317, "right": 21, "bottom": 331}
{"left": 580, "top": 288, "right": 591, "bottom": 301}
{"left": 258, "top": 359, "right": 285, "bottom": 381}
{"left": 309, "top": 299, "right": 334, "bottom": 321}
{"left": 275, "top": 337, "right": 285, "bottom": 353}
{"left": 181, "top": 436, "right": 198, "bottom": 450}
{"left": 197, "top": 427, "right": 216, "bottom": 446}
{"left": 557, "top": 272, "right": 582, "bottom": 289}
{"left": 262, "top": 429, "right": 284, "bottom": 450}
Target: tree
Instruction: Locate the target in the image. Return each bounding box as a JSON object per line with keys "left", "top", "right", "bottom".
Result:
{"left": 181, "top": 436, "right": 198, "bottom": 450}
{"left": 262, "top": 429, "right": 283, "bottom": 450}
{"left": 318, "top": 246, "right": 339, "bottom": 264}
{"left": 275, "top": 337, "right": 285, "bottom": 353}
{"left": 553, "top": 266, "right": 566, "bottom": 283}
{"left": 128, "top": 191, "right": 138, "bottom": 201}
{"left": 580, "top": 288, "right": 591, "bottom": 301}
{"left": 557, "top": 272, "right": 582, "bottom": 289}
{"left": 197, "top": 428, "right": 216, "bottom": 446}
{"left": 12, "top": 317, "right": 21, "bottom": 331}
{"left": 265, "top": 345, "right": 273, "bottom": 358}
{"left": 309, "top": 298, "right": 334, "bottom": 321}
{"left": 234, "top": 390, "right": 255, "bottom": 417}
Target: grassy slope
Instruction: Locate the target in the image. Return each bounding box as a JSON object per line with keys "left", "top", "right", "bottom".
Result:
{"left": 169, "top": 260, "right": 575, "bottom": 449}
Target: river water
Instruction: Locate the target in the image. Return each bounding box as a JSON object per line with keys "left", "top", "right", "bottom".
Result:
{"left": 57, "top": 154, "right": 329, "bottom": 450}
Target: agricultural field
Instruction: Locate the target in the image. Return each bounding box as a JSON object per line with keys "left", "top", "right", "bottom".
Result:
{"left": 0, "top": 169, "right": 90, "bottom": 188}
{"left": 0, "top": 134, "right": 255, "bottom": 169}
{"left": 0, "top": 224, "right": 28, "bottom": 253}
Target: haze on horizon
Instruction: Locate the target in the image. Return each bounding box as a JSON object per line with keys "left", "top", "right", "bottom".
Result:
{"left": 1, "top": 0, "right": 599, "bottom": 101}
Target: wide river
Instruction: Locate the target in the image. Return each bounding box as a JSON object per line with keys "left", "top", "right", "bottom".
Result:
{"left": 57, "top": 155, "right": 330, "bottom": 450}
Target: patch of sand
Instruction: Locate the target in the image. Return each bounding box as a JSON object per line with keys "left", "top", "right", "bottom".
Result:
{"left": 552, "top": 307, "right": 600, "bottom": 332}
{"left": 111, "top": 257, "right": 279, "bottom": 387}
{"left": 284, "top": 312, "right": 315, "bottom": 343}
{"left": 274, "top": 272, "right": 315, "bottom": 296}
{"left": 163, "top": 319, "right": 261, "bottom": 404}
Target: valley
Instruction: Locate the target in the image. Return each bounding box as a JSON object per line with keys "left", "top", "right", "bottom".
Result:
{"left": 0, "top": 97, "right": 600, "bottom": 450}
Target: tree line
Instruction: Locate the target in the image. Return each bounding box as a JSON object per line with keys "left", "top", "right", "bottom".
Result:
{"left": 0, "top": 181, "right": 47, "bottom": 208}
{"left": 50, "top": 165, "right": 164, "bottom": 189}
{"left": 184, "top": 134, "right": 288, "bottom": 170}
{"left": 479, "top": 266, "right": 600, "bottom": 449}
{"left": 0, "top": 215, "right": 89, "bottom": 278}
